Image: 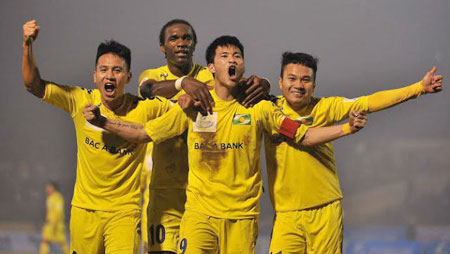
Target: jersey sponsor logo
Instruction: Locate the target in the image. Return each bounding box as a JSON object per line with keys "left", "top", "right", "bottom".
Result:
{"left": 194, "top": 142, "right": 244, "bottom": 150}
{"left": 193, "top": 112, "right": 217, "bottom": 132}
{"left": 160, "top": 73, "right": 169, "bottom": 80}
{"left": 85, "top": 137, "right": 134, "bottom": 155}
{"left": 233, "top": 114, "right": 251, "bottom": 125}
{"left": 295, "top": 116, "right": 313, "bottom": 125}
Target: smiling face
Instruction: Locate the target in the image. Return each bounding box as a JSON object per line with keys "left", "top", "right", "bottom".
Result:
{"left": 208, "top": 45, "right": 245, "bottom": 89}
{"left": 161, "top": 23, "right": 196, "bottom": 68}
{"left": 93, "top": 53, "right": 131, "bottom": 107}
{"left": 279, "top": 63, "right": 315, "bottom": 110}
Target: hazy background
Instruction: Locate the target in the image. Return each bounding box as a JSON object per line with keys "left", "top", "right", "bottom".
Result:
{"left": 0, "top": 0, "right": 449, "bottom": 252}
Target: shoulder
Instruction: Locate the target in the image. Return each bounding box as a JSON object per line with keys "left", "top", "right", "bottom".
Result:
{"left": 138, "top": 65, "right": 169, "bottom": 82}
{"left": 193, "top": 63, "right": 213, "bottom": 78}
{"left": 133, "top": 94, "right": 171, "bottom": 108}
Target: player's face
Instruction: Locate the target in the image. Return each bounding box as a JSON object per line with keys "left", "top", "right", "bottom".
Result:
{"left": 279, "top": 63, "right": 315, "bottom": 110}
{"left": 93, "top": 53, "right": 131, "bottom": 104}
{"left": 45, "top": 184, "right": 54, "bottom": 195}
{"left": 161, "top": 23, "right": 196, "bottom": 67}
{"left": 208, "top": 45, "right": 245, "bottom": 89}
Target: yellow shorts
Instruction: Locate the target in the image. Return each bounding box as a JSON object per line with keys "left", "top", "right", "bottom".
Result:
{"left": 178, "top": 210, "right": 258, "bottom": 254}
{"left": 147, "top": 189, "right": 186, "bottom": 253}
{"left": 269, "top": 200, "right": 343, "bottom": 254}
{"left": 70, "top": 206, "right": 141, "bottom": 254}
{"left": 42, "top": 222, "right": 66, "bottom": 243}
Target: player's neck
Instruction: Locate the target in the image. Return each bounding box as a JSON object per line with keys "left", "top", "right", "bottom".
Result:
{"left": 168, "top": 62, "right": 193, "bottom": 77}
{"left": 214, "top": 81, "right": 234, "bottom": 101}
{"left": 287, "top": 99, "right": 310, "bottom": 112}
{"left": 102, "top": 95, "right": 125, "bottom": 112}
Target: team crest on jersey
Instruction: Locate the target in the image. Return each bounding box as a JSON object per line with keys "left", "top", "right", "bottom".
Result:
{"left": 295, "top": 116, "right": 313, "bottom": 125}
{"left": 233, "top": 114, "right": 251, "bottom": 125}
{"left": 160, "top": 73, "right": 169, "bottom": 79}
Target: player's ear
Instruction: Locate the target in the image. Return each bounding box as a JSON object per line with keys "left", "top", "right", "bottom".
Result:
{"left": 160, "top": 44, "right": 166, "bottom": 55}
{"left": 126, "top": 72, "right": 132, "bottom": 83}
{"left": 278, "top": 77, "right": 283, "bottom": 90}
{"left": 93, "top": 71, "right": 97, "bottom": 83}
{"left": 208, "top": 63, "right": 216, "bottom": 74}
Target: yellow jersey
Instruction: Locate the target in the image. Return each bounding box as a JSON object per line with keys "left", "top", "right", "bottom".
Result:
{"left": 46, "top": 191, "right": 65, "bottom": 225}
{"left": 265, "top": 95, "right": 369, "bottom": 212}
{"left": 138, "top": 64, "right": 214, "bottom": 100}
{"left": 145, "top": 90, "right": 309, "bottom": 219}
{"left": 42, "top": 82, "right": 171, "bottom": 211}
{"left": 138, "top": 64, "right": 214, "bottom": 189}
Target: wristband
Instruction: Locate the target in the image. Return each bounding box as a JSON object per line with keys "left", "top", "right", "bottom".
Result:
{"left": 342, "top": 123, "right": 353, "bottom": 135}
{"left": 175, "top": 76, "right": 188, "bottom": 91}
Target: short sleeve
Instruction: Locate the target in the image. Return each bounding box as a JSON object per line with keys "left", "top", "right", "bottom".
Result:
{"left": 41, "top": 82, "right": 87, "bottom": 117}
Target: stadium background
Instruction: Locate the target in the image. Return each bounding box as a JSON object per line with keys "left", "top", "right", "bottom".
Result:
{"left": 1, "top": 0, "right": 449, "bottom": 253}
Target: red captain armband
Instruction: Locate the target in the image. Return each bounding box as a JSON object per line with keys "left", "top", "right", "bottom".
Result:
{"left": 279, "top": 117, "right": 301, "bottom": 140}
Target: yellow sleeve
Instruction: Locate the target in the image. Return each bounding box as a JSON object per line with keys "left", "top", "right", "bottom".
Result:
{"left": 315, "top": 96, "right": 369, "bottom": 124}
{"left": 41, "top": 82, "right": 86, "bottom": 117}
{"left": 145, "top": 104, "right": 190, "bottom": 144}
{"left": 368, "top": 81, "right": 424, "bottom": 112}
{"left": 143, "top": 96, "right": 173, "bottom": 121}
{"left": 257, "top": 101, "right": 309, "bottom": 143}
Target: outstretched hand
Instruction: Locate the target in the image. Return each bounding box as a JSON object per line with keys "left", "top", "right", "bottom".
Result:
{"left": 23, "top": 20, "right": 40, "bottom": 46}
{"left": 349, "top": 110, "right": 367, "bottom": 133}
{"left": 422, "top": 66, "right": 443, "bottom": 94}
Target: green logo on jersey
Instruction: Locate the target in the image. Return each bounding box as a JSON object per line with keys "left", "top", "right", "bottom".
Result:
{"left": 233, "top": 114, "right": 251, "bottom": 125}
{"left": 296, "top": 116, "right": 313, "bottom": 125}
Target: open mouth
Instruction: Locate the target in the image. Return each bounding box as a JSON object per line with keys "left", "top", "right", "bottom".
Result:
{"left": 104, "top": 83, "right": 116, "bottom": 93}
{"left": 228, "top": 66, "right": 237, "bottom": 78}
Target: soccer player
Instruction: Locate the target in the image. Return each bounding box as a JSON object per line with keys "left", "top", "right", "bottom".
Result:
{"left": 138, "top": 19, "right": 270, "bottom": 254}
{"left": 266, "top": 52, "right": 443, "bottom": 254}
{"left": 40, "top": 182, "right": 68, "bottom": 254}
{"left": 83, "top": 36, "right": 367, "bottom": 254}
{"left": 22, "top": 20, "right": 171, "bottom": 254}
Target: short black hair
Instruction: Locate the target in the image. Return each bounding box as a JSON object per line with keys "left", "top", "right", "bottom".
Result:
{"left": 95, "top": 40, "right": 131, "bottom": 70}
{"left": 159, "top": 19, "right": 197, "bottom": 45}
{"left": 205, "top": 35, "right": 244, "bottom": 65}
{"left": 280, "top": 52, "right": 318, "bottom": 79}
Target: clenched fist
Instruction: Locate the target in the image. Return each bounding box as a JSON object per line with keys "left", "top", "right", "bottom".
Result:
{"left": 83, "top": 103, "right": 105, "bottom": 127}
{"left": 23, "top": 20, "right": 40, "bottom": 46}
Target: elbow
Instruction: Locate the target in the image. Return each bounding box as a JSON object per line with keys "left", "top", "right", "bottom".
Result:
{"left": 300, "top": 139, "right": 315, "bottom": 147}
{"left": 140, "top": 84, "right": 155, "bottom": 99}
{"left": 23, "top": 80, "right": 45, "bottom": 98}
{"left": 298, "top": 132, "right": 317, "bottom": 147}
{"left": 133, "top": 132, "right": 151, "bottom": 144}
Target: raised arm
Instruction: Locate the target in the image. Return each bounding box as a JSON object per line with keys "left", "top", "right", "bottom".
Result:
{"left": 22, "top": 20, "right": 46, "bottom": 98}
{"left": 83, "top": 104, "right": 151, "bottom": 143}
{"left": 368, "top": 67, "right": 443, "bottom": 113}
{"left": 301, "top": 111, "right": 367, "bottom": 146}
